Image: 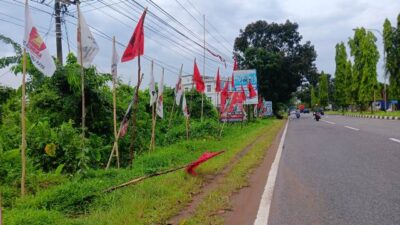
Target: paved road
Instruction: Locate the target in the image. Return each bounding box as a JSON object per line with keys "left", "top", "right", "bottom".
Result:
{"left": 267, "top": 114, "right": 400, "bottom": 225}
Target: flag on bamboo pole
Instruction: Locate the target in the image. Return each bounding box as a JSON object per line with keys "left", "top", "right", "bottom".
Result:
{"left": 119, "top": 118, "right": 129, "bottom": 137}
{"left": 77, "top": 7, "right": 99, "bottom": 68}
{"left": 121, "top": 8, "right": 147, "bottom": 62}
{"left": 248, "top": 81, "right": 257, "bottom": 99}
{"left": 241, "top": 84, "right": 246, "bottom": 101}
{"left": 231, "top": 73, "right": 235, "bottom": 91}
{"left": 221, "top": 78, "right": 229, "bottom": 99}
{"left": 175, "top": 71, "right": 183, "bottom": 105}
{"left": 182, "top": 92, "right": 189, "bottom": 118}
{"left": 24, "top": 1, "right": 56, "bottom": 76}
{"left": 149, "top": 64, "right": 157, "bottom": 105}
{"left": 233, "top": 56, "right": 239, "bottom": 71}
{"left": 186, "top": 151, "right": 224, "bottom": 175}
{"left": 156, "top": 71, "right": 164, "bottom": 118}
{"left": 111, "top": 40, "right": 119, "bottom": 78}
{"left": 215, "top": 68, "right": 221, "bottom": 93}
{"left": 193, "top": 59, "right": 205, "bottom": 93}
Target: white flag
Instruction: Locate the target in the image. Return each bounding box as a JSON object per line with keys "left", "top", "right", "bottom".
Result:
{"left": 175, "top": 73, "right": 183, "bottom": 105}
{"left": 182, "top": 92, "right": 189, "bottom": 118}
{"left": 111, "top": 41, "right": 119, "bottom": 78}
{"left": 24, "top": 2, "right": 56, "bottom": 77}
{"left": 149, "top": 62, "right": 157, "bottom": 105}
{"left": 156, "top": 72, "right": 164, "bottom": 118}
{"left": 77, "top": 8, "right": 99, "bottom": 68}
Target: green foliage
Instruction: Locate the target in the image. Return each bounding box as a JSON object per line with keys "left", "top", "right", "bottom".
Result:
{"left": 0, "top": 34, "right": 22, "bottom": 69}
{"left": 318, "top": 72, "right": 329, "bottom": 107}
{"left": 349, "top": 28, "right": 380, "bottom": 109}
{"left": 334, "top": 42, "right": 351, "bottom": 108}
{"left": 383, "top": 16, "right": 400, "bottom": 100}
{"left": 310, "top": 85, "right": 318, "bottom": 108}
{"left": 234, "top": 20, "right": 317, "bottom": 115}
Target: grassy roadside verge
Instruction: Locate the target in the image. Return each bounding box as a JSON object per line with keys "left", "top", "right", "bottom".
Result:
{"left": 182, "top": 119, "right": 285, "bottom": 225}
{"left": 325, "top": 110, "right": 400, "bottom": 117}
{"left": 4, "top": 118, "right": 282, "bottom": 225}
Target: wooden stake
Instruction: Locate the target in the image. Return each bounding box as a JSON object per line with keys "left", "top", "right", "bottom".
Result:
{"left": 21, "top": 47, "right": 27, "bottom": 196}
{"left": 112, "top": 37, "right": 119, "bottom": 168}
{"left": 149, "top": 61, "right": 155, "bottom": 151}
{"left": 185, "top": 115, "right": 189, "bottom": 140}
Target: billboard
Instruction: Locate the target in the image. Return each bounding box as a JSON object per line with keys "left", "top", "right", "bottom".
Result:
{"left": 220, "top": 92, "right": 246, "bottom": 122}
{"left": 233, "top": 69, "right": 258, "bottom": 105}
{"left": 264, "top": 101, "right": 273, "bottom": 116}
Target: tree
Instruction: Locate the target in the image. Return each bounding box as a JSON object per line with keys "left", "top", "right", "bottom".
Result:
{"left": 310, "top": 85, "right": 318, "bottom": 109}
{"left": 383, "top": 16, "right": 400, "bottom": 100}
{"left": 334, "top": 42, "right": 350, "bottom": 110}
{"left": 346, "top": 60, "right": 354, "bottom": 106}
{"left": 318, "top": 72, "right": 329, "bottom": 108}
{"left": 0, "top": 34, "right": 22, "bottom": 69}
{"left": 348, "top": 28, "right": 379, "bottom": 110}
{"left": 234, "top": 20, "right": 317, "bottom": 116}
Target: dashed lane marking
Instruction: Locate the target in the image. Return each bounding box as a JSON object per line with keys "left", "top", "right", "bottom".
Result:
{"left": 389, "top": 138, "right": 400, "bottom": 144}
{"left": 345, "top": 126, "right": 360, "bottom": 131}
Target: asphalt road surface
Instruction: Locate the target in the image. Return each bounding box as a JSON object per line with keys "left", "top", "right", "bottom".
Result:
{"left": 267, "top": 114, "right": 400, "bottom": 225}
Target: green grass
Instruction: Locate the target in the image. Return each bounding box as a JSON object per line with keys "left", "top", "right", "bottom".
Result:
{"left": 326, "top": 110, "right": 400, "bottom": 117}
{"left": 4, "top": 118, "right": 283, "bottom": 225}
{"left": 183, "top": 120, "right": 284, "bottom": 225}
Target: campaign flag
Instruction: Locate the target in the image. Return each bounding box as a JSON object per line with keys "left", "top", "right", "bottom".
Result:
{"left": 24, "top": 2, "right": 56, "bottom": 76}
{"left": 77, "top": 8, "right": 99, "bottom": 68}
{"left": 111, "top": 41, "right": 119, "bottom": 78}
{"left": 186, "top": 151, "right": 224, "bottom": 175}
{"left": 149, "top": 66, "right": 157, "bottom": 105}
{"left": 241, "top": 84, "right": 246, "bottom": 101}
{"left": 221, "top": 78, "right": 229, "bottom": 99}
{"left": 193, "top": 59, "right": 205, "bottom": 93}
{"left": 175, "top": 72, "right": 183, "bottom": 105}
{"left": 215, "top": 67, "right": 221, "bottom": 93}
{"left": 182, "top": 92, "right": 189, "bottom": 118}
{"left": 233, "top": 56, "right": 239, "bottom": 71}
{"left": 156, "top": 72, "right": 164, "bottom": 118}
{"left": 231, "top": 73, "right": 235, "bottom": 91}
{"left": 121, "top": 8, "right": 147, "bottom": 62}
{"left": 248, "top": 81, "right": 257, "bottom": 99}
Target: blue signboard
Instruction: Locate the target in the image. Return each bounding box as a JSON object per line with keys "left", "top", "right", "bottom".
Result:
{"left": 233, "top": 69, "right": 258, "bottom": 105}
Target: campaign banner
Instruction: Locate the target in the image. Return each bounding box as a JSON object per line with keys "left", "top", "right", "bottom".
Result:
{"left": 233, "top": 69, "right": 258, "bottom": 105}
{"left": 220, "top": 92, "right": 246, "bottom": 122}
{"left": 264, "top": 101, "right": 273, "bottom": 116}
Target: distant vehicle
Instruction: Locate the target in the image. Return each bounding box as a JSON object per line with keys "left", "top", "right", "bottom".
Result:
{"left": 303, "top": 108, "right": 310, "bottom": 113}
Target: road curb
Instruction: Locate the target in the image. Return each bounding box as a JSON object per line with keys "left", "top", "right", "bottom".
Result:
{"left": 334, "top": 114, "right": 400, "bottom": 120}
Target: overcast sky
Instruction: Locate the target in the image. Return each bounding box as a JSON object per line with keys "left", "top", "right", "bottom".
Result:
{"left": 1, "top": 0, "right": 399, "bottom": 89}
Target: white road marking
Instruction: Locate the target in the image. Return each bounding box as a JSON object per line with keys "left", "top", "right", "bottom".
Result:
{"left": 254, "top": 120, "right": 289, "bottom": 225}
{"left": 323, "top": 120, "right": 336, "bottom": 125}
{"left": 345, "top": 126, "right": 360, "bottom": 131}
{"left": 389, "top": 138, "right": 400, "bottom": 144}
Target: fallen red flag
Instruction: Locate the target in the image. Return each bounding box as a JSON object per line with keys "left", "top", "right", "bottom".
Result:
{"left": 186, "top": 151, "right": 224, "bottom": 176}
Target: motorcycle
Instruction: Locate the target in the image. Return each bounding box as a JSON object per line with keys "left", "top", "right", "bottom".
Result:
{"left": 296, "top": 111, "right": 300, "bottom": 119}
{"left": 313, "top": 112, "right": 321, "bottom": 121}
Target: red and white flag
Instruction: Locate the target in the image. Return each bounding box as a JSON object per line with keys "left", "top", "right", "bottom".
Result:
{"left": 182, "top": 92, "right": 189, "bottom": 118}
{"left": 193, "top": 59, "right": 205, "bottom": 93}
{"left": 231, "top": 73, "right": 235, "bottom": 91}
{"left": 240, "top": 84, "right": 246, "bottom": 101}
{"left": 156, "top": 71, "right": 164, "bottom": 118}
{"left": 24, "top": 1, "right": 56, "bottom": 76}
{"left": 248, "top": 81, "right": 257, "bottom": 99}
{"left": 233, "top": 55, "right": 239, "bottom": 71}
{"left": 121, "top": 8, "right": 147, "bottom": 62}
{"left": 175, "top": 71, "right": 183, "bottom": 105}
{"left": 77, "top": 7, "right": 99, "bottom": 68}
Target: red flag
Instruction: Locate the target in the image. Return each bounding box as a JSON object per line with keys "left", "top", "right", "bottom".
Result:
{"left": 221, "top": 78, "right": 229, "bottom": 99}
{"left": 257, "top": 95, "right": 263, "bottom": 109}
{"left": 231, "top": 73, "right": 235, "bottom": 90}
{"left": 186, "top": 151, "right": 224, "bottom": 175}
{"left": 248, "top": 81, "right": 257, "bottom": 98}
{"left": 121, "top": 9, "right": 147, "bottom": 62}
{"left": 215, "top": 68, "right": 221, "bottom": 93}
{"left": 241, "top": 84, "right": 246, "bottom": 101}
{"left": 193, "top": 59, "right": 205, "bottom": 93}
{"left": 233, "top": 56, "right": 239, "bottom": 71}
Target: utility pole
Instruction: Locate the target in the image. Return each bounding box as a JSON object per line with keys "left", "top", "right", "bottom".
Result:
{"left": 55, "top": 0, "right": 63, "bottom": 65}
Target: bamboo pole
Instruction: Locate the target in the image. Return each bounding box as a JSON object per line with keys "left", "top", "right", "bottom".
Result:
{"left": 129, "top": 55, "right": 141, "bottom": 167}
{"left": 77, "top": 1, "right": 86, "bottom": 149}
{"left": 149, "top": 61, "right": 155, "bottom": 151}
{"left": 201, "top": 14, "right": 206, "bottom": 122}
{"left": 185, "top": 115, "right": 189, "bottom": 140}
{"left": 112, "top": 37, "right": 119, "bottom": 168}
{"left": 168, "top": 64, "right": 183, "bottom": 129}
{"left": 21, "top": 47, "right": 27, "bottom": 196}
